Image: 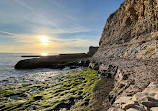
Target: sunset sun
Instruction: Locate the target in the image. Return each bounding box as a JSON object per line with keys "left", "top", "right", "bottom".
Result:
{"left": 39, "top": 36, "right": 49, "bottom": 45}
{"left": 41, "top": 53, "right": 48, "bottom": 56}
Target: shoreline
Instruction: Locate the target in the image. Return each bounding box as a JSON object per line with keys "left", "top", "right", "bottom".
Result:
{"left": 0, "top": 67, "right": 82, "bottom": 87}
{"left": 14, "top": 46, "right": 99, "bottom": 70}
{"left": 0, "top": 67, "right": 114, "bottom": 111}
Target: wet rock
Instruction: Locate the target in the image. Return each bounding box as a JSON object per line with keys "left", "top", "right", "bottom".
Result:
{"left": 82, "top": 60, "right": 90, "bottom": 67}
{"left": 2, "top": 80, "right": 8, "bottom": 82}
{"left": 93, "top": 62, "right": 101, "bottom": 70}
{"left": 15, "top": 54, "right": 90, "bottom": 69}
{"left": 33, "top": 95, "right": 42, "bottom": 100}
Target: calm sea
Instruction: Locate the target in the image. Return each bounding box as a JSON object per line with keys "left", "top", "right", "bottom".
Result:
{"left": 0, "top": 53, "right": 59, "bottom": 81}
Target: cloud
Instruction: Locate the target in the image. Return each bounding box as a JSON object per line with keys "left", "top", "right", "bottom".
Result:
{"left": 0, "top": 30, "right": 98, "bottom": 48}
{"left": 0, "top": 31, "right": 18, "bottom": 36}
{"left": 0, "top": 0, "right": 102, "bottom": 53}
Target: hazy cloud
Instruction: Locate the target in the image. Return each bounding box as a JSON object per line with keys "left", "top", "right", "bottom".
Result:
{"left": 0, "top": 0, "right": 124, "bottom": 53}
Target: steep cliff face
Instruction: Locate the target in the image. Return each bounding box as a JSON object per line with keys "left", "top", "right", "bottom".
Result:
{"left": 96, "top": 0, "right": 158, "bottom": 60}
{"left": 100, "top": 0, "right": 158, "bottom": 46}
{"left": 92, "top": 0, "right": 158, "bottom": 110}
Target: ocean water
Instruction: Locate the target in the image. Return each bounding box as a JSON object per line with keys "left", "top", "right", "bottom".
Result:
{"left": 0, "top": 53, "right": 59, "bottom": 81}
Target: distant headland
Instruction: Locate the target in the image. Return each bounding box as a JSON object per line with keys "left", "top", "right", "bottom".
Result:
{"left": 15, "top": 46, "right": 99, "bottom": 69}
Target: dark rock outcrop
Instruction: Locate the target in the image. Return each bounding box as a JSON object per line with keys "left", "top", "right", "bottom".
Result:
{"left": 15, "top": 46, "right": 99, "bottom": 69}
{"left": 91, "top": 0, "right": 158, "bottom": 110}
{"left": 87, "top": 46, "right": 99, "bottom": 56}
{"left": 15, "top": 54, "right": 89, "bottom": 69}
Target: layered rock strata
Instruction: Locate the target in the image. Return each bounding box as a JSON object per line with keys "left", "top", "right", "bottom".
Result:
{"left": 108, "top": 82, "right": 158, "bottom": 111}
{"left": 92, "top": 0, "right": 158, "bottom": 110}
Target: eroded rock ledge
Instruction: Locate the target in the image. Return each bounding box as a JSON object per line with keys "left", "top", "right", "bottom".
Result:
{"left": 109, "top": 82, "right": 158, "bottom": 111}
{"left": 88, "top": 59, "right": 158, "bottom": 110}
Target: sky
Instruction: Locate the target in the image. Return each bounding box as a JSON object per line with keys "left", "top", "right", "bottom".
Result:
{"left": 0, "top": 0, "right": 124, "bottom": 54}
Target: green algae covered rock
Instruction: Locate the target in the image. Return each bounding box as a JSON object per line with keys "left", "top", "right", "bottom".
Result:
{"left": 0, "top": 68, "right": 112, "bottom": 111}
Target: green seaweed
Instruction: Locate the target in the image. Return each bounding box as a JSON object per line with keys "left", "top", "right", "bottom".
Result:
{"left": 0, "top": 68, "right": 113, "bottom": 111}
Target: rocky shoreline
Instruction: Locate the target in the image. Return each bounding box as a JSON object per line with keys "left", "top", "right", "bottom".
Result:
{"left": 91, "top": 0, "right": 158, "bottom": 110}
{"left": 88, "top": 59, "right": 158, "bottom": 111}
{"left": 3, "top": 0, "right": 158, "bottom": 110}
{"left": 1, "top": 57, "right": 158, "bottom": 110}
{"left": 0, "top": 67, "right": 114, "bottom": 111}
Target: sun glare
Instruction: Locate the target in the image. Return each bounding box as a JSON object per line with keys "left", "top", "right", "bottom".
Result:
{"left": 41, "top": 53, "right": 48, "bottom": 56}
{"left": 39, "top": 36, "right": 49, "bottom": 45}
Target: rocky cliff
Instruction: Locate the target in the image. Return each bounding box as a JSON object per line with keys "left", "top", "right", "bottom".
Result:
{"left": 92, "top": 0, "right": 158, "bottom": 110}
{"left": 98, "top": 0, "right": 158, "bottom": 59}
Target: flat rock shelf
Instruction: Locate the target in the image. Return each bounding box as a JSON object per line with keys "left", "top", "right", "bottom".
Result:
{"left": 0, "top": 68, "right": 114, "bottom": 111}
